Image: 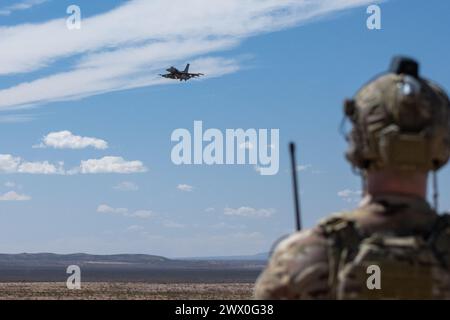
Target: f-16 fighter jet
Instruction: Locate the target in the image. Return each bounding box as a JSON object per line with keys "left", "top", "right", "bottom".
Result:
{"left": 160, "top": 64, "right": 204, "bottom": 81}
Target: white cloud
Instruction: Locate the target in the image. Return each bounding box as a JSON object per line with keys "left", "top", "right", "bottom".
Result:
{"left": 337, "top": 189, "right": 362, "bottom": 198}
{"left": 0, "top": 0, "right": 49, "bottom": 16}
{"left": 1, "top": 154, "right": 145, "bottom": 175}
{"left": 0, "top": 155, "right": 20, "bottom": 173}
{"left": 129, "top": 210, "right": 155, "bottom": 219}
{"left": 282, "top": 164, "right": 321, "bottom": 175}
{"left": 77, "top": 156, "right": 147, "bottom": 174}
{"left": 0, "top": 154, "right": 65, "bottom": 175}
{"left": 18, "top": 160, "right": 65, "bottom": 174}
{"left": 35, "top": 131, "right": 108, "bottom": 150}
{"left": 0, "top": 191, "right": 31, "bottom": 201}
{"left": 113, "top": 181, "right": 139, "bottom": 191}
{"left": 205, "top": 207, "right": 216, "bottom": 213}
{"left": 177, "top": 184, "right": 194, "bottom": 192}
{"left": 97, "top": 204, "right": 155, "bottom": 219}
{"left": 97, "top": 204, "right": 128, "bottom": 215}
{"left": 338, "top": 189, "right": 362, "bottom": 203}
{"left": 0, "top": 0, "right": 379, "bottom": 109}
{"left": 224, "top": 206, "right": 275, "bottom": 218}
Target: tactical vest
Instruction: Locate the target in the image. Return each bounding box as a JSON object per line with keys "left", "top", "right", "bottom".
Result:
{"left": 320, "top": 213, "right": 450, "bottom": 299}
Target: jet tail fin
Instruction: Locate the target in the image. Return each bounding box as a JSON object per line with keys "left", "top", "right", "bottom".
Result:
{"left": 184, "top": 64, "right": 190, "bottom": 73}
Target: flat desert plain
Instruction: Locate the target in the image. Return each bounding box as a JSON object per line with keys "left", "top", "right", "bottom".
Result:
{"left": 0, "top": 282, "right": 255, "bottom": 300}
{"left": 0, "top": 253, "right": 265, "bottom": 299}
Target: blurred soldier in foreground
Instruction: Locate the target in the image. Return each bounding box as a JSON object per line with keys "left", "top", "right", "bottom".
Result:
{"left": 254, "top": 57, "right": 450, "bottom": 299}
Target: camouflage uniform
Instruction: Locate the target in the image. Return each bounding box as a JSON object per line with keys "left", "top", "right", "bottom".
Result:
{"left": 254, "top": 195, "right": 450, "bottom": 299}
{"left": 254, "top": 57, "right": 450, "bottom": 300}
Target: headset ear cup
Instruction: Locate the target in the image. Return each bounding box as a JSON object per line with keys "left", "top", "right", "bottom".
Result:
{"left": 345, "top": 130, "right": 362, "bottom": 169}
{"left": 343, "top": 99, "right": 366, "bottom": 169}
{"left": 345, "top": 127, "right": 365, "bottom": 169}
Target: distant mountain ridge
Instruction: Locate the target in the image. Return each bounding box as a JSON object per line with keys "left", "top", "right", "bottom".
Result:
{"left": 0, "top": 252, "right": 268, "bottom": 267}
{"left": 0, "top": 253, "right": 266, "bottom": 282}
{"left": 0, "top": 253, "right": 169, "bottom": 267}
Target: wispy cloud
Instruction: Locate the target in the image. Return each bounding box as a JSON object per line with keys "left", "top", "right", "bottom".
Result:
{"left": 0, "top": 0, "right": 379, "bottom": 110}
{"left": 76, "top": 156, "right": 147, "bottom": 174}
{"left": 97, "top": 204, "right": 128, "bottom": 215}
{"left": 337, "top": 189, "right": 362, "bottom": 203}
{"left": 0, "top": 154, "right": 64, "bottom": 175}
{"left": 0, "top": 114, "right": 35, "bottom": 123}
{"left": 130, "top": 210, "right": 155, "bottom": 219}
{"left": 0, "top": 191, "right": 31, "bottom": 201}
{"left": 0, "top": 0, "right": 49, "bottom": 16}
{"left": 113, "top": 181, "right": 139, "bottom": 191}
{"left": 224, "top": 206, "right": 275, "bottom": 218}
{"left": 177, "top": 184, "right": 194, "bottom": 192}
{"left": 34, "top": 131, "right": 108, "bottom": 150}
{"left": 97, "top": 204, "right": 155, "bottom": 219}
{"left": 0, "top": 154, "right": 147, "bottom": 175}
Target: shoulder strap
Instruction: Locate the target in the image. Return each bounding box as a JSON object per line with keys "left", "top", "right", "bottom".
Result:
{"left": 319, "top": 214, "right": 364, "bottom": 298}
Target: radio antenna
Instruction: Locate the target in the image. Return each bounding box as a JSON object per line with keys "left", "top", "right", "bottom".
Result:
{"left": 289, "top": 142, "right": 302, "bottom": 231}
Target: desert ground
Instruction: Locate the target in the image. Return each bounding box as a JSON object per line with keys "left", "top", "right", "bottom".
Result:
{"left": 0, "top": 253, "right": 263, "bottom": 299}
{"left": 0, "top": 282, "right": 255, "bottom": 300}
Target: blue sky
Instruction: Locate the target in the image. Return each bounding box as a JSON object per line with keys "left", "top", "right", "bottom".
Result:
{"left": 0, "top": 0, "right": 449, "bottom": 257}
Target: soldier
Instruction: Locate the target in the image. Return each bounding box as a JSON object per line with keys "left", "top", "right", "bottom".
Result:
{"left": 254, "top": 56, "right": 450, "bottom": 299}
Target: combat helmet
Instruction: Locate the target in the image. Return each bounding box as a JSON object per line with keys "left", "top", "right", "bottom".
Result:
{"left": 344, "top": 56, "right": 450, "bottom": 173}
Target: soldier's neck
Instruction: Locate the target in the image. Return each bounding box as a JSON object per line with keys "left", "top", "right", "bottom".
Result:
{"left": 366, "top": 170, "right": 428, "bottom": 199}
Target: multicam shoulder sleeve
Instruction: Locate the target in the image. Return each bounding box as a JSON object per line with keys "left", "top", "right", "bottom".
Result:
{"left": 254, "top": 228, "right": 331, "bottom": 300}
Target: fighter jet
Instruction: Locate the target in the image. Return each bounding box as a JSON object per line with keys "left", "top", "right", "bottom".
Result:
{"left": 160, "top": 64, "right": 204, "bottom": 81}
